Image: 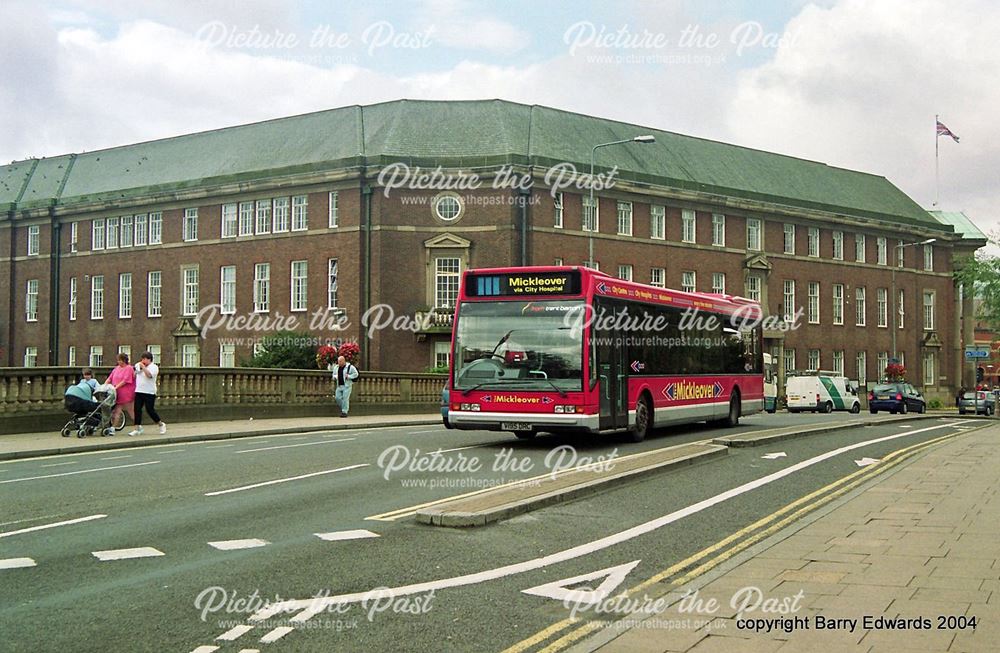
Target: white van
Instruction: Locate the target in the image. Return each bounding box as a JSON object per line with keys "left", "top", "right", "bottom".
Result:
{"left": 786, "top": 372, "right": 861, "bottom": 413}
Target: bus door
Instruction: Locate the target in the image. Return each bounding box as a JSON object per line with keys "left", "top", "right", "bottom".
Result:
{"left": 596, "top": 318, "right": 628, "bottom": 431}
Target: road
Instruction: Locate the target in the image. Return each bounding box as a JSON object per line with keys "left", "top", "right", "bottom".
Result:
{"left": 0, "top": 411, "right": 981, "bottom": 652}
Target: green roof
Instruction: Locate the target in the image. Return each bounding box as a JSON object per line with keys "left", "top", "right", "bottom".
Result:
{"left": 1, "top": 99, "right": 947, "bottom": 230}
{"left": 928, "top": 210, "right": 988, "bottom": 241}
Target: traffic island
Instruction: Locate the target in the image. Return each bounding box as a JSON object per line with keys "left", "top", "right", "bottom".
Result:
{"left": 711, "top": 414, "right": 968, "bottom": 448}
{"left": 415, "top": 441, "right": 728, "bottom": 527}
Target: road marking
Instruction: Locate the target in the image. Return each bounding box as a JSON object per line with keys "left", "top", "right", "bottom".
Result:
{"left": 40, "top": 461, "right": 79, "bottom": 467}
{"left": 100, "top": 455, "right": 133, "bottom": 460}
{"left": 315, "top": 529, "right": 380, "bottom": 541}
{"left": 237, "top": 649, "right": 260, "bottom": 653}
{"left": 259, "top": 627, "right": 294, "bottom": 643}
{"left": 0, "top": 514, "right": 107, "bottom": 539}
{"left": 760, "top": 452, "right": 786, "bottom": 460}
{"left": 217, "top": 625, "right": 254, "bottom": 640}
{"left": 251, "top": 422, "right": 962, "bottom": 622}
{"left": 92, "top": 547, "right": 164, "bottom": 561}
{"left": 0, "top": 461, "right": 160, "bottom": 484}
{"left": 854, "top": 457, "right": 881, "bottom": 467}
{"left": 408, "top": 429, "right": 443, "bottom": 434}
{"left": 158, "top": 449, "right": 186, "bottom": 454}
{"left": 522, "top": 560, "right": 640, "bottom": 604}
{"left": 189, "top": 647, "right": 219, "bottom": 653}
{"left": 204, "top": 464, "right": 369, "bottom": 496}
{"left": 236, "top": 438, "right": 355, "bottom": 454}
{"left": 0, "top": 557, "right": 36, "bottom": 569}
{"left": 209, "top": 539, "right": 269, "bottom": 551}
{"left": 205, "top": 444, "right": 235, "bottom": 449}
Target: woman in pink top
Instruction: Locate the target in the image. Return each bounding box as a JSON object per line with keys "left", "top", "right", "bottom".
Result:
{"left": 107, "top": 352, "right": 136, "bottom": 427}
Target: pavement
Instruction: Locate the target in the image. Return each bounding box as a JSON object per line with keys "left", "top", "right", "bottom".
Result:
{"left": 569, "top": 421, "right": 999, "bottom": 653}
{"left": 0, "top": 413, "right": 441, "bottom": 460}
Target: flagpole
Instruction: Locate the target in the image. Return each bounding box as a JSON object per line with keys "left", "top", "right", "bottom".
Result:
{"left": 934, "top": 114, "right": 940, "bottom": 207}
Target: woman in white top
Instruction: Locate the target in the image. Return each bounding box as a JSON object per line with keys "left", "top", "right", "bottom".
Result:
{"left": 129, "top": 350, "right": 167, "bottom": 436}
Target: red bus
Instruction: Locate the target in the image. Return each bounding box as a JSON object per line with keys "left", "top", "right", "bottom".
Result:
{"left": 447, "top": 266, "right": 763, "bottom": 441}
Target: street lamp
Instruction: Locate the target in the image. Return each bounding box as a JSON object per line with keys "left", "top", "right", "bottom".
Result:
{"left": 588, "top": 135, "right": 656, "bottom": 267}
{"left": 891, "top": 238, "right": 936, "bottom": 363}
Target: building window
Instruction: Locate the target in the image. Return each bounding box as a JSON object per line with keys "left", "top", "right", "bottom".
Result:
{"left": 712, "top": 272, "right": 726, "bottom": 294}
{"left": 328, "top": 191, "right": 339, "bottom": 228}
{"left": 712, "top": 213, "right": 725, "bottom": 246}
{"left": 833, "top": 350, "right": 844, "bottom": 376}
{"left": 25, "top": 279, "right": 39, "bottom": 322}
{"left": 120, "top": 215, "right": 133, "bottom": 247}
{"left": 923, "top": 244, "right": 934, "bottom": 271}
{"left": 832, "top": 284, "right": 844, "bottom": 325}
{"left": 68, "top": 346, "right": 77, "bottom": 367}
{"left": 554, "top": 258, "right": 563, "bottom": 266}
{"left": 254, "top": 263, "right": 270, "bottom": 312}
{"left": 783, "top": 224, "right": 795, "bottom": 255}
{"left": 832, "top": 231, "right": 843, "bottom": 260}
{"left": 134, "top": 214, "right": 148, "bottom": 246}
{"left": 435, "top": 257, "right": 461, "bottom": 308}
{"left": 290, "top": 260, "right": 308, "bottom": 311}
{"left": 27, "top": 225, "right": 40, "bottom": 256}
{"left": 808, "top": 349, "right": 820, "bottom": 371}
{"left": 69, "top": 277, "right": 78, "bottom": 321}
{"left": 220, "top": 266, "right": 236, "bottom": 315}
{"left": 149, "top": 212, "right": 162, "bottom": 244}
{"left": 651, "top": 205, "right": 665, "bottom": 240}
{"left": 184, "top": 208, "right": 199, "bottom": 242}
{"left": 147, "top": 271, "right": 162, "bottom": 318}
{"left": 256, "top": 199, "right": 272, "bottom": 234}
{"left": 783, "top": 280, "right": 795, "bottom": 321}
{"left": 292, "top": 195, "right": 309, "bottom": 231}
{"left": 923, "top": 291, "right": 935, "bottom": 330}
{"left": 106, "top": 217, "right": 119, "bottom": 249}
{"left": 70, "top": 222, "right": 79, "bottom": 253}
{"left": 681, "top": 271, "right": 696, "bottom": 293}
{"left": 119, "top": 273, "right": 132, "bottom": 319}
{"left": 327, "top": 259, "right": 339, "bottom": 309}
{"left": 855, "top": 287, "right": 866, "bottom": 326}
{"left": 553, "top": 193, "right": 564, "bottom": 228}
{"left": 222, "top": 203, "right": 237, "bottom": 238}
{"left": 807, "top": 282, "right": 819, "bottom": 324}
{"left": 898, "top": 289, "right": 905, "bottom": 329}
{"left": 807, "top": 227, "right": 819, "bottom": 257}
{"left": 118, "top": 345, "right": 131, "bottom": 359}
{"left": 239, "top": 202, "right": 254, "bottom": 236}
{"left": 746, "top": 218, "right": 762, "bottom": 252}
{"left": 877, "top": 352, "right": 889, "bottom": 379}
{"left": 897, "top": 240, "right": 904, "bottom": 267}
{"left": 855, "top": 233, "right": 866, "bottom": 263}
{"left": 616, "top": 201, "right": 632, "bottom": 236}
{"left": 434, "top": 341, "right": 451, "bottom": 369}
{"left": 92, "top": 219, "right": 105, "bottom": 250}
{"left": 91, "top": 275, "right": 104, "bottom": 320}
{"left": 582, "top": 195, "right": 598, "bottom": 232}
{"left": 681, "top": 209, "right": 696, "bottom": 243}
{"left": 898, "top": 351, "right": 906, "bottom": 368}
{"left": 857, "top": 351, "right": 867, "bottom": 386}
{"left": 182, "top": 344, "right": 200, "bottom": 368}
{"left": 923, "top": 352, "right": 935, "bottom": 386}
{"left": 273, "top": 197, "right": 290, "bottom": 232}
{"left": 220, "top": 343, "right": 236, "bottom": 368}
{"left": 876, "top": 288, "right": 887, "bottom": 327}
{"left": 877, "top": 237, "right": 887, "bottom": 265}
{"left": 20, "top": 346, "right": 36, "bottom": 367}
{"left": 182, "top": 267, "right": 199, "bottom": 316}
{"left": 745, "top": 275, "right": 761, "bottom": 303}
{"left": 618, "top": 264, "right": 633, "bottom": 281}
{"left": 585, "top": 261, "right": 599, "bottom": 271}
{"left": 650, "top": 267, "right": 665, "bottom": 288}
{"left": 785, "top": 349, "right": 796, "bottom": 374}
{"left": 433, "top": 195, "right": 460, "bottom": 222}
{"left": 89, "top": 345, "right": 103, "bottom": 367}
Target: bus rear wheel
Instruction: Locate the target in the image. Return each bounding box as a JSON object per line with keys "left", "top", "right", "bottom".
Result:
{"left": 723, "top": 392, "right": 741, "bottom": 427}
{"left": 629, "top": 395, "right": 652, "bottom": 443}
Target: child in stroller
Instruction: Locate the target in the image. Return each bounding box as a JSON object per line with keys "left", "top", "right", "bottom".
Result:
{"left": 62, "top": 381, "right": 123, "bottom": 438}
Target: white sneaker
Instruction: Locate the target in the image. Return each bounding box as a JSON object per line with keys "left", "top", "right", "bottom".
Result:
{"left": 128, "top": 427, "right": 143, "bottom": 436}
{"left": 159, "top": 422, "right": 167, "bottom": 434}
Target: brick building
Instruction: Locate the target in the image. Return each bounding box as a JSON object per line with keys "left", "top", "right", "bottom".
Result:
{"left": 0, "top": 99, "right": 985, "bottom": 396}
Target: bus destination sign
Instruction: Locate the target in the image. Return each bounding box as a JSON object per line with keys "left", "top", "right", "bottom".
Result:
{"left": 469, "top": 271, "right": 581, "bottom": 297}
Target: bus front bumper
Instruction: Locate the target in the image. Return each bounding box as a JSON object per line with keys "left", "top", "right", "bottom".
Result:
{"left": 448, "top": 410, "right": 599, "bottom": 433}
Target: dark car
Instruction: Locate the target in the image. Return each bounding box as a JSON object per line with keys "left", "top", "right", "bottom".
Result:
{"left": 868, "top": 383, "right": 926, "bottom": 415}
{"left": 958, "top": 391, "right": 993, "bottom": 416}
{"left": 441, "top": 385, "right": 452, "bottom": 428}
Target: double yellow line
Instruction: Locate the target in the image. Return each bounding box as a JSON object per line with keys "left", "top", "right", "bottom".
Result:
{"left": 502, "top": 426, "right": 982, "bottom": 653}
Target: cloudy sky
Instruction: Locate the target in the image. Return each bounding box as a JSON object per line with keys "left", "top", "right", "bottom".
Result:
{"left": 3, "top": 0, "right": 996, "bottom": 240}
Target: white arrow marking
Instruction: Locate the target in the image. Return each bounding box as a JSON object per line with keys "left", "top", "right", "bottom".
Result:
{"left": 854, "top": 457, "right": 881, "bottom": 467}
{"left": 0, "top": 514, "right": 107, "bottom": 539}
{"left": 761, "top": 452, "right": 787, "bottom": 460}
{"left": 522, "top": 560, "right": 641, "bottom": 605}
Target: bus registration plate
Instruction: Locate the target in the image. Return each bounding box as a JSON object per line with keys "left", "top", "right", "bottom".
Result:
{"left": 502, "top": 422, "right": 532, "bottom": 431}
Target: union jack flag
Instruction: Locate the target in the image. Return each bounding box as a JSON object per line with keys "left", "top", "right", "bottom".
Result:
{"left": 936, "top": 119, "right": 960, "bottom": 143}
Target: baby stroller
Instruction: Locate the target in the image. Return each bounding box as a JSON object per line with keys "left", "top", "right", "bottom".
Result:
{"left": 61, "top": 384, "right": 124, "bottom": 438}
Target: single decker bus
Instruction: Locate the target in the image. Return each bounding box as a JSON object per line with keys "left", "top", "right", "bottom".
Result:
{"left": 447, "top": 266, "right": 763, "bottom": 441}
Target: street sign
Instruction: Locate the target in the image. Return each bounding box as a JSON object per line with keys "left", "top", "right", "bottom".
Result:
{"left": 965, "top": 346, "right": 990, "bottom": 360}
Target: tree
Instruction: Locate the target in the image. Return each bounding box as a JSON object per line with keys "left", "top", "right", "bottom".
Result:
{"left": 241, "top": 331, "right": 318, "bottom": 369}
{"left": 955, "top": 244, "right": 1000, "bottom": 333}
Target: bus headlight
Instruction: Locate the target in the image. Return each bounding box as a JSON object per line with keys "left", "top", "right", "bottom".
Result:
{"left": 554, "top": 405, "right": 578, "bottom": 413}
{"left": 459, "top": 403, "right": 481, "bottom": 411}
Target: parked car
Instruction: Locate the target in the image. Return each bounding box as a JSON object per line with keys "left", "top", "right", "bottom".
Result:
{"left": 868, "top": 383, "right": 926, "bottom": 415}
{"left": 958, "top": 391, "right": 993, "bottom": 416}
{"left": 441, "top": 385, "right": 452, "bottom": 428}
